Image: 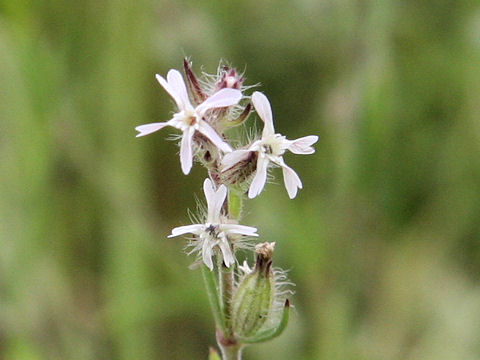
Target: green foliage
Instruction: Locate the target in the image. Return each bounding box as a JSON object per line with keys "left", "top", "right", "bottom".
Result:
{"left": 1, "top": 0, "right": 480, "bottom": 359}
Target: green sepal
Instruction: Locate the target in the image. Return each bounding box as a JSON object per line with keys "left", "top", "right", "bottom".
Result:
{"left": 225, "top": 103, "right": 252, "bottom": 127}
{"left": 232, "top": 265, "right": 274, "bottom": 338}
{"left": 239, "top": 299, "right": 290, "bottom": 344}
{"left": 202, "top": 265, "right": 226, "bottom": 332}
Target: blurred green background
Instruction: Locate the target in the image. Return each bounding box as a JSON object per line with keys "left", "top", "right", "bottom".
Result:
{"left": 2, "top": 0, "right": 480, "bottom": 359}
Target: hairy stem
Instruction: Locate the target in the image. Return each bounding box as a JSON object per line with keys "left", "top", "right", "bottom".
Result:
{"left": 217, "top": 336, "right": 243, "bottom": 360}
{"left": 208, "top": 173, "right": 245, "bottom": 359}
{"left": 219, "top": 264, "right": 235, "bottom": 336}
{"left": 202, "top": 265, "right": 226, "bottom": 332}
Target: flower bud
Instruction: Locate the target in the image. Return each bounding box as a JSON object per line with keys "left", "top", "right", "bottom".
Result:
{"left": 183, "top": 58, "right": 207, "bottom": 105}
{"left": 232, "top": 242, "right": 276, "bottom": 338}
{"left": 215, "top": 66, "right": 244, "bottom": 91}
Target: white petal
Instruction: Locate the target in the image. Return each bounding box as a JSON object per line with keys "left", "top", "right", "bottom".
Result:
{"left": 204, "top": 181, "right": 227, "bottom": 224}
{"left": 221, "top": 149, "right": 252, "bottom": 171}
{"left": 196, "top": 88, "right": 242, "bottom": 116}
{"left": 155, "top": 69, "right": 192, "bottom": 111}
{"left": 252, "top": 91, "right": 275, "bottom": 137}
{"left": 135, "top": 122, "right": 169, "bottom": 137}
{"left": 202, "top": 240, "right": 214, "bottom": 270}
{"left": 248, "top": 157, "right": 269, "bottom": 199}
{"left": 221, "top": 224, "right": 259, "bottom": 237}
{"left": 288, "top": 135, "right": 319, "bottom": 154}
{"left": 180, "top": 127, "right": 194, "bottom": 174}
{"left": 218, "top": 239, "right": 235, "bottom": 268}
{"left": 156, "top": 73, "right": 183, "bottom": 110}
{"left": 198, "top": 120, "right": 232, "bottom": 153}
{"left": 203, "top": 178, "right": 215, "bottom": 207}
{"left": 168, "top": 224, "right": 204, "bottom": 237}
{"left": 281, "top": 161, "right": 303, "bottom": 199}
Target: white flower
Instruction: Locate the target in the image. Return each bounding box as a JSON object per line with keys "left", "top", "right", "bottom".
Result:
{"left": 222, "top": 91, "right": 318, "bottom": 199}
{"left": 168, "top": 178, "right": 259, "bottom": 270}
{"left": 135, "top": 69, "right": 242, "bottom": 174}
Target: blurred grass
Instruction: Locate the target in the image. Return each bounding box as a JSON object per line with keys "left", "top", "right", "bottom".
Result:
{"left": 1, "top": 0, "right": 480, "bottom": 359}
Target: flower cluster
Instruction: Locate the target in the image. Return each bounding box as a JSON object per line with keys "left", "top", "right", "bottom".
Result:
{"left": 136, "top": 60, "right": 317, "bottom": 269}
{"left": 136, "top": 59, "right": 317, "bottom": 351}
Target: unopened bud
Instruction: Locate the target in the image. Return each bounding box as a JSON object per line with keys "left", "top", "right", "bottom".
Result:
{"left": 183, "top": 59, "right": 207, "bottom": 105}
{"left": 232, "top": 242, "right": 276, "bottom": 338}
{"left": 215, "top": 67, "right": 243, "bottom": 91}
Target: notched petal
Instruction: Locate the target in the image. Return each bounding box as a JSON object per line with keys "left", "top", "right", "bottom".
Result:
{"left": 196, "top": 88, "right": 242, "bottom": 116}
{"left": 135, "top": 122, "right": 169, "bottom": 137}
{"left": 180, "top": 127, "right": 194, "bottom": 174}
{"left": 222, "top": 224, "right": 259, "bottom": 237}
{"left": 252, "top": 91, "right": 275, "bottom": 137}
{"left": 248, "top": 158, "right": 269, "bottom": 199}
{"left": 169, "top": 224, "right": 204, "bottom": 237}
{"left": 288, "top": 135, "right": 319, "bottom": 154}
{"left": 281, "top": 163, "right": 303, "bottom": 199}
{"left": 166, "top": 69, "right": 191, "bottom": 110}
{"left": 219, "top": 240, "right": 235, "bottom": 268}
{"left": 198, "top": 121, "right": 232, "bottom": 153}
{"left": 221, "top": 149, "right": 252, "bottom": 171}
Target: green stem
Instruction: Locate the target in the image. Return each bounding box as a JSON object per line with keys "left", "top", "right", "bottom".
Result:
{"left": 217, "top": 186, "right": 245, "bottom": 359}
{"left": 218, "top": 342, "right": 243, "bottom": 360}
{"left": 216, "top": 329, "right": 243, "bottom": 360}
{"left": 219, "top": 264, "right": 235, "bottom": 336}
{"left": 202, "top": 265, "right": 226, "bottom": 332}
{"left": 227, "top": 188, "right": 243, "bottom": 220}
{"left": 206, "top": 177, "right": 246, "bottom": 359}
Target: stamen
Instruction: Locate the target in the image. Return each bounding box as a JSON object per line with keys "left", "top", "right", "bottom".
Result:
{"left": 262, "top": 144, "right": 273, "bottom": 154}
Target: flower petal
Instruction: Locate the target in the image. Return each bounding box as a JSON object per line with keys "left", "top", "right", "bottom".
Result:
{"left": 204, "top": 179, "right": 227, "bottom": 224}
{"left": 156, "top": 74, "right": 182, "bottom": 110}
{"left": 196, "top": 88, "right": 242, "bottom": 116}
{"left": 198, "top": 120, "right": 232, "bottom": 153}
{"left": 288, "top": 135, "right": 319, "bottom": 154}
{"left": 167, "top": 69, "right": 193, "bottom": 110}
{"left": 135, "top": 122, "right": 169, "bottom": 137}
{"left": 252, "top": 91, "right": 275, "bottom": 137}
{"left": 281, "top": 161, "right": 303, "bottom": 199}
{"left": 221, "top": 149, "right": 252, "bottom": 171}
{"left": 248, "top": 157, "right": 269, "bottom": 199}
{"left": 168, "top": 224, "right": 204, "bottom": 237}
{"left": 221, "top": 224, "right": 259, "bottom": 237}
{"left": 155, "top": 69, "right": 192, "bottom": 111}
{"left": 203, "top": 178, "right": 215, "bottom": 207}
{"left": 180, "top": 127, "right": 194, "bottom": 174}
{"left": 202, "top": 239, "right": 214, "bottom": 270}
{"left": 218, "top": 238, "right": 235, "bottom": 268}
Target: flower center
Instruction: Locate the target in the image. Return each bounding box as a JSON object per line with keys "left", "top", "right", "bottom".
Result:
{"left": 260, "top": 134, "right": 287, "bottom": 157}
{"left": 185, "top": 115, "right": 197, "bottom": 127}
{"left": 205, "top": 224, "right": 219, "bottom": 237}
{"left": 262, "top": 144, "right": 273, "bottom": 154}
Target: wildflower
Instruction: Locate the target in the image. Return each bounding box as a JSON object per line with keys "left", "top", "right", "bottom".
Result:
{"left": 222, "top": 91, "right": 318, "bottom": 199}
{"left": 168, "top": 178, "right": 258, "bottom": 270}
{"left": 135, "top": 69, "right": 242, "bottom": 174}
